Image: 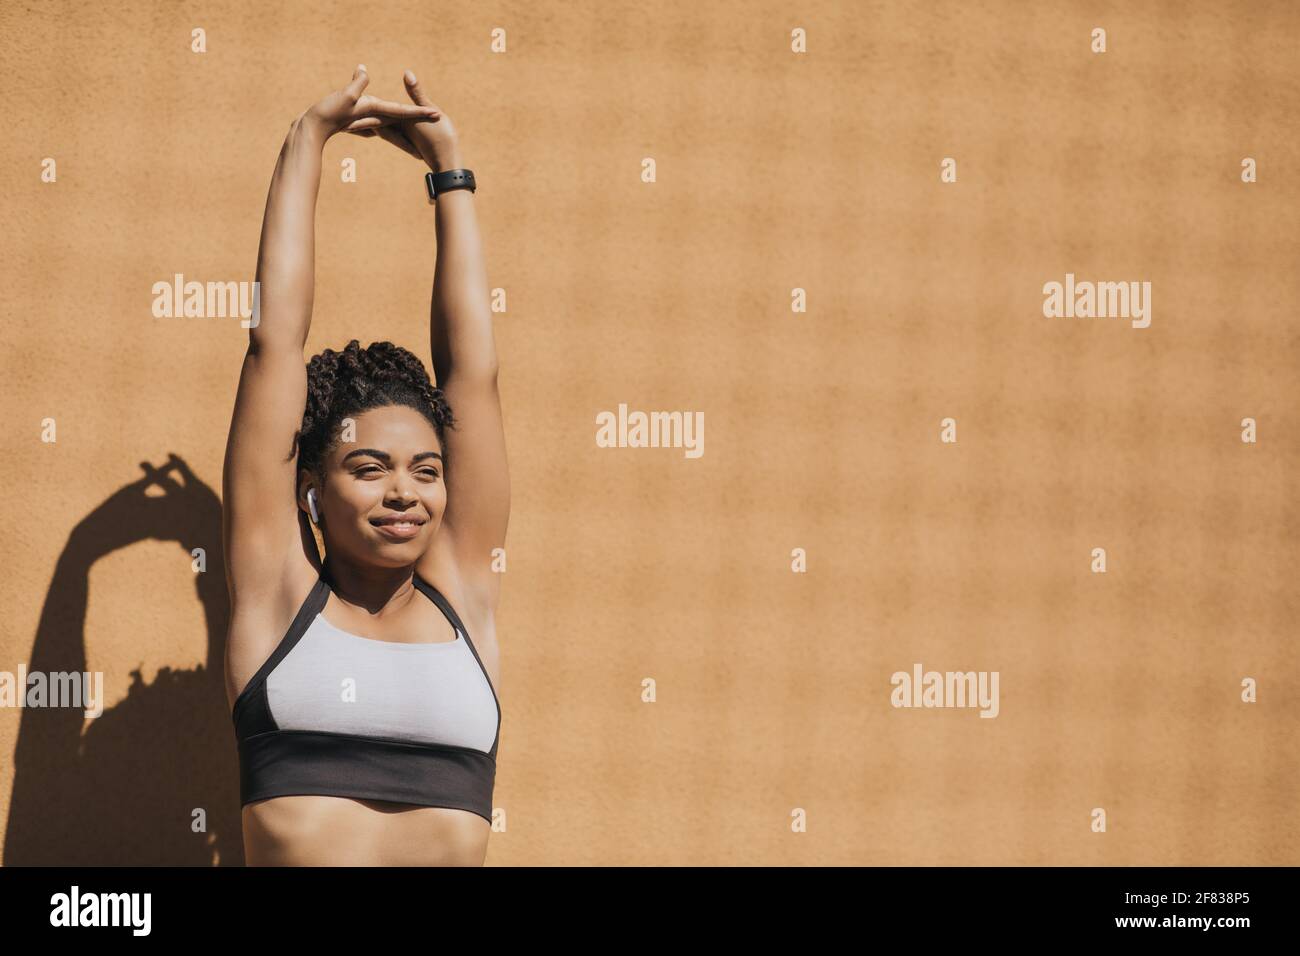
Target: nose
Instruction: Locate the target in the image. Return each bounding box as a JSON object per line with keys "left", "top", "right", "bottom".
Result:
{"left": 386, "top": 486, "right": 417, "bottom": 506}
{"left": 384, "top": 473, "right": 420, "bottom": 506}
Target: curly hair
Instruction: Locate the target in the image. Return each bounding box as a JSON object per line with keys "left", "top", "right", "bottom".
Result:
{"left": 286, "top": 339, "right": 457, "bottom": 480}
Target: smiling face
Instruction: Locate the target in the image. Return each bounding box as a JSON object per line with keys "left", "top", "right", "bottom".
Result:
{"left": 299, "top": 404, "right": 447, "bottom": 567}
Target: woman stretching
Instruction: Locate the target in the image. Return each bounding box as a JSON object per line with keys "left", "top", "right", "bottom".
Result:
{"left": 223, "top": 66, "right": 508, "bottom": 866}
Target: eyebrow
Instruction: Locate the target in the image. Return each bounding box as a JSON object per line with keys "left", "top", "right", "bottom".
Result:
{"left": 341, "top": 448, "right": 443, "bottom": 465}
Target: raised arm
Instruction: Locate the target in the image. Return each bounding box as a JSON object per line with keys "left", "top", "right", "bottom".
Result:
{"left": 222, "top": 67, "right": 442, "bottom": 613}
{"left": 389, "top": 72, "right": 511, "bottom": 609}
{"left": 428, "top": 180, "right": 511, "bottom": 613}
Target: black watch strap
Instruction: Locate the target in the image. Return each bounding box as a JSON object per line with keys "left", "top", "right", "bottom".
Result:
{"left": 425, "top": 168, "right": 476, "bottom": 202}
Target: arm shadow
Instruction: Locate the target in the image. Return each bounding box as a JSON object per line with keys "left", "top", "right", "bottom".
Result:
{"left": 3, "top": 453, "right": 242, "bottom": 866}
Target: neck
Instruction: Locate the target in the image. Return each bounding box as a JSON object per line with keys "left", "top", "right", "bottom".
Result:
{"left": 321, "top": 556, "right": 419, "bottom": 616}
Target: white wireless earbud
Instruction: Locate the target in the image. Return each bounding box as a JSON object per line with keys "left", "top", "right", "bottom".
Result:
{"left": 307, "top": 488, "right": 320, "bottom": 524}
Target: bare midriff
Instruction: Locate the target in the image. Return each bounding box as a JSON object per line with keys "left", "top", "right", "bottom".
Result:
{"left": 242, "top": 795, "right": 490, "bottom": 866}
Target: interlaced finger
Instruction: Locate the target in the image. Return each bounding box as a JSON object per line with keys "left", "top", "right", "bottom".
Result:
{"left": 354, "top": 94, "right": 440, "bottom": 121}
{"left": 373, "top": 124, "right": 422, "bottom": 158}
{"left": 342, "top": 116, "right": 392, "bottom": 131}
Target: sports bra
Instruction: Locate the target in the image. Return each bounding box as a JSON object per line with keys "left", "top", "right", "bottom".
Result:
{"left": 231, "top": 569, "right": 501, "bottom": 823}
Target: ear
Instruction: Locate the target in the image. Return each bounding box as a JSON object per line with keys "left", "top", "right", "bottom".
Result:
{"left": 297, "top": 471, "right": 321, "bottom": 524}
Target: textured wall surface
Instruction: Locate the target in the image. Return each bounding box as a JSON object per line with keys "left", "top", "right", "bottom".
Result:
{"left": 1, "top": 0, "right": 1297, "bottom": 866}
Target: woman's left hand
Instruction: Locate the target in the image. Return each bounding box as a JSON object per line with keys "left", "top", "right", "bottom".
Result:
{"left": 344, "top": 70, "right": 462, "bottom": 172}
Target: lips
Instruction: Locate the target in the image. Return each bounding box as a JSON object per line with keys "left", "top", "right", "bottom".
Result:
{"left": 369, "top": 514, "right": 426, "bottom": 540}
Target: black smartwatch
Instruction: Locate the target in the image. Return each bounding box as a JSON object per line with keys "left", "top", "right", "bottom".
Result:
{"left": 425, "top": 168, "right": 476, "bottom": 202}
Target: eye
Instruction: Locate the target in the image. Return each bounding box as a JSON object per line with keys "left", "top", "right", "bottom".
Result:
{"left": 356, "top": 464, "right": 438, "bottom": 479}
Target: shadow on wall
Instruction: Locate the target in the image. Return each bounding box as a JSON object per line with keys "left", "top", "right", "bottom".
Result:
{"left": 4, "top": 453, "right": 241, "bottom": 866}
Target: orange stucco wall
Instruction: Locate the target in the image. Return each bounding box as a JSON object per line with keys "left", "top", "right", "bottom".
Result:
{"left": 2, "top": 0, "right": 1297, "bottom": 865}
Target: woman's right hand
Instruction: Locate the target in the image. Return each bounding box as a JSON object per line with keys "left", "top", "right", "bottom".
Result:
{"left": 299, "top": 64, "right": 440, "bottom": 142}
